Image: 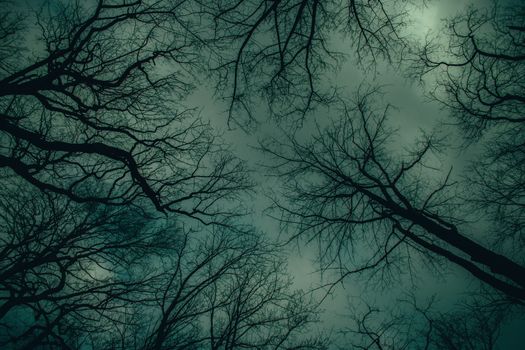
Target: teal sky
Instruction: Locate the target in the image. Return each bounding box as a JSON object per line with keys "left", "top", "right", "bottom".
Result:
{"left": 3, "top": 0, "right": 523, "bottom": 348}
{"left": 184, "top": 0, "right": 524, "bottom": 348}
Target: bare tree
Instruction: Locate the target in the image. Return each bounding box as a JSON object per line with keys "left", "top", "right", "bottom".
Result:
{"left": 139, "top": 229, "right": 327, "bottom": 350}
{"left": 0, "top": 180, "right": 177, "bottom": 349}
{"left": 262, "top": 88, "right": 525, "bottom": 302}
{"left": 0, "top": 0, "right": 251, "bottom": 225}
{"left": 342, "top": 303, "right": 415, "bottom": 350}
{"left": 416, "top": 2, "right": 525, "bottom": 266}
{"left": 341, "top": 296, "right": 509, "bottom": 350}
{"left": 203, "top": 0, "right": 410, "bottom": 126}
{"left": 0, "top": 0, "right": 416, "bottom": 217}
{"left": 0, "top": 181, "right": 327, "bottom": 349}
{"left": 418, "top": 3, "right": 525, "bottom": 137}
{"left": 0, "top": 2, "right": 333, "bottom": 348}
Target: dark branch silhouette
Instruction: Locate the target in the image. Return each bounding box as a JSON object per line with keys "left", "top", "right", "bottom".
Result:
{"left": 262, "top": 88, "right": 525, "bottom": 302}
{"left": 414, "top": 3, "right": 525, "bottom": 263}
{"left": 417, "top": 4, "right": 525, "bottom": 136}
{"left": 0, "top": 0, "right": 250, "bottom": 225}
{"left": 204, "top": 0, "right": 409, "bottom": 126}
{"left": 342, "top": 295, "right": 509, "bottom": 350}
{"left": 0, "top": 182, "right": 326, "bottom": 349}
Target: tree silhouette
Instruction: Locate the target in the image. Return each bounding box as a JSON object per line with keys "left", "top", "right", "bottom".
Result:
{"left": 0, "top": 182, "right": 173, "bottom": 348}
{"left": 140, "top": 230, "right": 326, "bottom": 350}
{"left": 205, "top": 0, "right": 409, "bottom": 126}
{"left": 262, "top": 88, "right": 525, "bottom": 302}
{"left": 418, "top": 4, "right": 525, "bottom": 136}
{"left": 342, "top": 295, "right": 509, "bottom": 350}
{"left": 1, "top": 0, "right": 524, "bottom": 348}
{"left": 0, "top": 0, "right": 414, "bottom": 216}
{"left": 0, "top": 183, "right": 326, "bottom": 349}
{"left": 0, "top": 0, "right": 250, "bottom": 225}
{"left": 0, "top": 2, "right": 332, "bottom": 348}
{"left": 417, "top": 3, "right": 525, "bottom": 257}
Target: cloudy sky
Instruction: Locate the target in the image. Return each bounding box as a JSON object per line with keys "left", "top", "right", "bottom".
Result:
{"left": 5, "top": 0, "right": 523, "bottom": 348}
{"left": 185, "top": 0, "right": 524, "bottom": 347}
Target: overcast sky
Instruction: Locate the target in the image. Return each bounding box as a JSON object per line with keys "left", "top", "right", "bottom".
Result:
{"left": 11, "top": 0, "right": 523, "bottom": 347}
{"left": 185, "top": 0, "right": 524, "bottom": 348}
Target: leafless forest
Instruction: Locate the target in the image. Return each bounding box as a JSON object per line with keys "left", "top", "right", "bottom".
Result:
{"left": 0, "top": 0, "right": 524, "bottom": 348}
